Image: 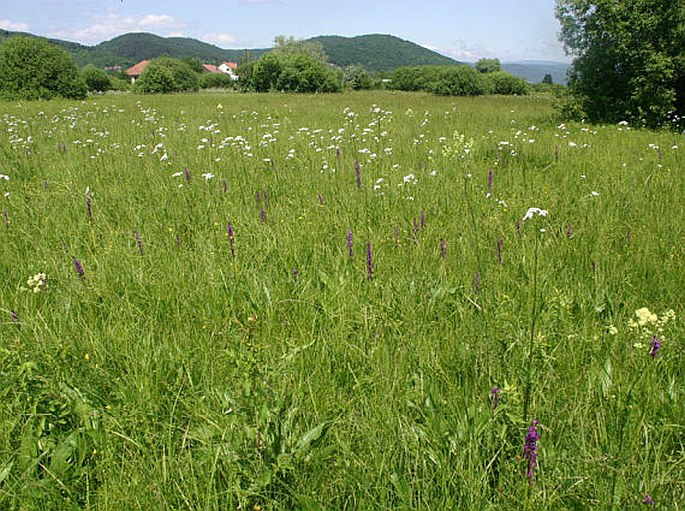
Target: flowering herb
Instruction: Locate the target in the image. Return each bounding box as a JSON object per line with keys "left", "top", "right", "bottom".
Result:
{"left": 649, "top": 335, "right": 661, "bottom": 358}
{"left": 260, "top": 206, "right": 266, "bottom": 223}
{"left": 366, "top": 241, "right": 373, "bottom": 281}
{"left": 85, "top": 187, "right": 93, "bottom": 225}
{"left": 522, "top": 207, "right": 549, "bottom": 223}
{"left": 490, "top": 387, "right": 501, "bottom": 409}
{"left": 293, "top": 266, "right": 299, "bottom": 282}
{"left": 184, "top": 167, "right": 191, "bottom": 184}
{"left": 412, "top": 218, "right": 419, "bottom": 242}
{"left": 565, "top": 224, "right": 573, "bottom": 238}
{"left": 2, "top": 206, "right": 8, "bottom": 228}
{"left": 523, "top": 419, "right": 540, "bottom": 483}
{"left": 642, "top": 494, "right": 655, "bottom": 506}
{"left": 346, "top": 230, "right": 354, "bottom": 258}
{"left": 72, "top": 256, "right": 85, "bottom": 280}
{"left": 487, "top": 167, "right": 494, "bottom": 195}
{"left": 135, "top": 232, "right": 144, "bottom": 255}
{"left": 227, "top": 223, "right": 235, "bottom": 257}
{"left": 355, "top": 160, "right": 362, "bottom": 190}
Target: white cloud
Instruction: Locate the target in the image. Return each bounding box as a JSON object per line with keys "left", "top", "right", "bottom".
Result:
{"left": 53, "top": 13, "right": 182, "bottom": 44}
{"left": 0, "top": 19, "right": 30, "bottom": 32}
{"left": 202, "top": 33, "right": 238, "bottom": 47}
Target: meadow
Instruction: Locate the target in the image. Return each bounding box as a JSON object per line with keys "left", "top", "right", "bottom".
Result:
{"left": 0, "top": 90, "right": 683, "bottom": 510}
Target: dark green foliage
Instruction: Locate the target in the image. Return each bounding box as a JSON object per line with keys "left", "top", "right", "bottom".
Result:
{"left": 475, "top": 58, "right": 501, "bottom": 73}
{"left": 486, "top": 71, "right": 529, "bottom": 95}
{"left": 542, "top": 73, "right": 553, "bottom": 85}
{"left": 0, "top": 36, "right": 87, "bottom": 100}
{"left": 81, "top": 65, "right": 112, "bottom": 92}
{"left": 135, "top": 57, "right": 199, "bottom": 94}
{"left": 556, "top": 0, "right": 685, "bottom": 127}
{"left": 390, "top": 65, "right": 488, "bottom": 96}
{"left": 199, "top": 72, "right": 236, "bottom": 89}
{"left": 251, "top": 53, "right": 341, "bottom": 93}
{"left": 343, "top": 64, "right": 372, "bottom": 90}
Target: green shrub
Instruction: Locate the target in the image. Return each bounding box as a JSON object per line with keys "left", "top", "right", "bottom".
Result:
{"left": 486, "top": 71, "right": 529, "bottom": 95}
{"left": 426, "top": 66, "right": 488, "bottom": 96}
{"left": 0, "top": 36, "right": 87, "bottom": 100}
{"left": 135, "top": 57, "right": 199, "bottom": 94}
{"left": 199, "top": 72, "right": 236, "bottom": 90}
{"left": 252, "top": 53, "right": 341, "bottom": 93}
{"left": 343, "top": 64, "right": 372, "bottom": 90}
{"left": 81, "top": 65, "right": 112, "bottom": 93}
{"left": 252, "top": 53, "right": 283, "bottom": 92}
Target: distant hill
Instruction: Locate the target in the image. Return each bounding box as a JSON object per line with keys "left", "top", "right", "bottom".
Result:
{"left": 502, "top": 61, "right": 571, "bottom": 85}
{"left": 310, "top": 34, "right": 460, "bottom": 71}
{"left": 0, "top": 30, "right": 459, "bottom": 72}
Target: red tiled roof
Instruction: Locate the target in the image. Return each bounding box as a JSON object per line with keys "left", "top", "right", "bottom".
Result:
{"left": 125, "top": 60, "right": 151, "bottom": 77}
{"left": 222, "top": 61, "right": 238, "bottom": 70}
{"left": 202, "top": 64, "right": 220, "bottom": 73}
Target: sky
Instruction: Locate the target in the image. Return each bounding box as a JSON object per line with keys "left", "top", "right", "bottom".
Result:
{"left": 0, "top": 0, "right": 571, "bottom": 63}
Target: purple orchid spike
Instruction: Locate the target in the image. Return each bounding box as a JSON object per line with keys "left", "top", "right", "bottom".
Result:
{"left": 184, "top": 167, "right": 191, "bottom": 184}
{"left": 260, "top": 206, "right": 266, "bottom": 223}
{"left": 565, "top": 224, "right": 573, "bottom": 238}
{"left": 649, "top": 336, "right": 661, "bottom": 358}
{"left": 134, "top": 232, "right": 144, "bottom": 255}
{"left": 523, "top": 419, "right": 540, "bottom": 483}
{"left": 366, "top": 241, "right": 373, "bottom": 281}
{"left": 85, "top": 187, "right": 93, "bottom": 224}
{"left": 72, "top": 256, "right": 85, "bottom": 280}
{"left": 346, "top": 230, "right": 354, "bottom": 258}
{"left": 227, "top": 223, "right": 235, "bottom": 257}
{"left": 2, "top": 206, "right": 8, "bottom": 228}
{"left": 355, "top": 160, "right": 362, "bottom": 190}
{"left": 487, "top": 167, "right": 494, "bottom": 195}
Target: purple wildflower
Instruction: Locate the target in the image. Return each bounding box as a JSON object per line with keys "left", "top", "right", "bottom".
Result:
{"left": 355, "top": 160, "right": 362, "bottom": 190}
{"left": 487, "top": 167, "right": 494, "bottom": 195}
{"left": 134, "top": 232, "right": 144, "bottom": 255}
{"left": 184, "top": 167, "right": 191, "bottom": 184}
{"left": 497, "top": 236, "right": 503, "bottom": 264}
{"left": 472, "top": 271, "right": 481, "bottom": 293}
{"left": 366, "top": 241, "right": 373, "bottom": 281}
{"left": 412, "top": 218, "right": 419, "bottom": 242}
{"left": 523, "top": 419, "right": 540, "bottom": 483}
{"left": 256, "top": 191, "right": 261, "bottom": 204}
{"left": 490, "top": 387, "right": 501, "bottom": 409}
{"left": 439, "top": 238, "right": 447, "bottom": 259}
{"left": 554, "top": 145, "right": 559, "bottom": 162}
{"left": 85, "top": 187, "right": 93, "bottom": 224}
{"left": 227, "top": 223, "right": 235, "bottom": 257}
{"left": 346, "top": 230, "right": 354, "bottom": 258}
{"left": 516, "top": 219, "right": 522, "bottom": 234}
{"left": 260, "top": 206, "right": 266, "bottom": 223}
{"left": 642, "top": 494, "right": 655, "bottom": 506}
{"left": 72, "top": 256, "right": 85, "bottom": 280}
{"left": 293, "top": 266, "right": 299, "bottom": 281}
{"left": 43, "top": 180, "right": 48, "bottom": 190}
{"left": 649, "top": 336, "right": 661, "bottom": 358}
{"left": 565, "top": 223, "right": 573, "bottom": 238}
{"left": 336, "top": 146, "right": 341, "bottom": 161}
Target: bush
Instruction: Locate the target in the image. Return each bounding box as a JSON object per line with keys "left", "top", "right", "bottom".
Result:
{"left": 343, "top": 64, "right": 371, "bottom": 90}
{"left": 81, "top": 65, "right": 112, "bottom": 93}
{"left": 486, "top": 71, "right": 529, "bottom": 95}
{"left": 426, "top": 66, "right": 488, "bottom": 96}
{"left": 252, "top": 53, "right": 341, "bottom": 93}
{"left": 0, "top": 36, "right": 87, "bottom": 100}
{"left": 199, "top": 72, "right": 236, "bottom": 90}
{"left": 135, "top": 57, "right": 199, "bottom": 94}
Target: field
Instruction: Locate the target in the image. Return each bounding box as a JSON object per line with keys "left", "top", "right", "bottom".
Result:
{"left": 0, "top": 90, "right": 683, "bottom": 510}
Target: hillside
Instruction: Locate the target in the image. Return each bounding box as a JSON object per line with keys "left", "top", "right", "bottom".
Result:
{"left": 310, "top": 34, "right": 460, "bottom": 71}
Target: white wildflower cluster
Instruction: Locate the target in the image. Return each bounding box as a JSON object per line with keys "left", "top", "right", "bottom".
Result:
{"left": 627, "top": 307, "right": 676, "bottom": 350}
{"left": 443, "top": 130, "right": 474, "bottom": 162}
{"left": 22, "top": 273, "right": 47, "bottom": 293}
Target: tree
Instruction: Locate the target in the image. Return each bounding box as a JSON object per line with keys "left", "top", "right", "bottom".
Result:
{"left": 556, "top": 0, "right": 685, "bottom": 127}
{"left": 343, "top": 64, "right": 371, "bottom": 90}
{"left": 486, "top": 71, "right": 529, "bottom": 95}
{"left": 542, "top": 73, "right": 553, "bottom": 85}
{"left": 81, "top": 65, "right": 112, "bottom": 92}
{"left": 135, "top": 57, "right": 199, "bottom": 94}
{"left": 271, "top": 35, "right": 328, "bottom": 63}
{"left": 475, "top": 58, "right": 501, "bottom": 73}
{"left": 0, "top": 36, "right": 87, "bottom": 100}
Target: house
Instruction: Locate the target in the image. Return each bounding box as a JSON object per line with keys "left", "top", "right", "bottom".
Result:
{"left": 218, "top": 61, "right": 239, "bottom": 81}
{"left": 202, "top": 64, "right": 220, "bottom": 74}
{"left": 124, "top": 60, "right": 150, "bottom": 84}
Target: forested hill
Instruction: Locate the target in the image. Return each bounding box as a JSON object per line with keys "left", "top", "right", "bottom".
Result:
{"left": 0, "top": 30, "right": 457, "bottom": 71}
{"left": 310, "top": 34, "right": 460, "bottom": 71}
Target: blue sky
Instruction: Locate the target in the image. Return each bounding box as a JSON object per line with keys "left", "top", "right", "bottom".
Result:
{"left": 0, "top": 0, "right": 570, "bottom": 62}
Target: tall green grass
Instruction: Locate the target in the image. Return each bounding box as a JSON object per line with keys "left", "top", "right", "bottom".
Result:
{"left": 0, "top": 91, "right": 683, "bottom": 510}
